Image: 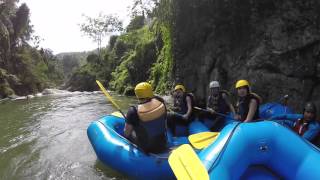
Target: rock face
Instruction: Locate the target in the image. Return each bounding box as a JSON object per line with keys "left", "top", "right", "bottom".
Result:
{"left": 0, "top": 68, "right": 19, "bottom": 98}
{"left": 170, "top": 0, "right": 320, "bottom": 113}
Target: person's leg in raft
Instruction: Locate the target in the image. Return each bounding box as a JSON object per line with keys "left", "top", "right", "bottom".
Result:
{"left": 167, "top": 112, "right": 189, "bottom": 136}
{"left": 210, "top": 116, "right": 225, "bottom": 131}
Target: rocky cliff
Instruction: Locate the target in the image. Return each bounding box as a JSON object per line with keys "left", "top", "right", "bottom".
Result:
{"left": 169, "top": 0, "right": 320, "bottom": 113}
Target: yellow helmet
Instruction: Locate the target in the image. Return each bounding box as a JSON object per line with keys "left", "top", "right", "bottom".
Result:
{"left": 134, "top": 82, "right": 154, "bottom": 99}
{"left": 174, "top": 84, "right": 186, "bottom": 92}
{"left": 235, "top": 80, "right": 250, "bottom": 89}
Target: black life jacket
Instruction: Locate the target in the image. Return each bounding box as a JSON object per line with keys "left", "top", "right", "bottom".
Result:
{"left": 237, "top": 93, "right": 260, "bottom": 121}
{"left": 207, "top": 90, "right": 230, "bottom": 114}
{"left": 173, "top": 93, "right": 195, "bottom": 115}
{"left": 135, "top": 97, "right": 167, "bottom": 152}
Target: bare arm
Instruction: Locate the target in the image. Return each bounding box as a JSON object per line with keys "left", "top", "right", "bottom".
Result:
{"left": 124, "top": 123, "right": 133, "bottom": 137}
{"left": 222, "top": 93, "right": 236, "bottom": 115}
{"left": 244, "top": 99, "right": 258, "bottom": 122}
{"left": 230, "top": 105, "right": 236, "bottom": 115}
{"left": 184, "top": 96, "right": 193, "bottom": 119}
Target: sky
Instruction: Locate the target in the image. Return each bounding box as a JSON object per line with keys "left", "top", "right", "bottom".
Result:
{"left": 19, "top": 0, "right": 133, "bottom": 54}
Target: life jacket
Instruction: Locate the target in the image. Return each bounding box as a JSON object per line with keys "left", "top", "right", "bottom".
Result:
{"left": 237, "top": 93, "right": 261, "bottom": 121}
{"left": 173, "top": 93, "right": 195, "bottom": 115}
{"left": 136, "top": 97, "right": 167, "bottom": 144}
{"left": 293, "top": 119, "right": 309, "bottom": 136}
{"left": 207, "top": 90, "right": 230, "bottom": 114}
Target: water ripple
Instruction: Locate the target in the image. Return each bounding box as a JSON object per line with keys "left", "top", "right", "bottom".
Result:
{"left": 0, "top": 90, "right": 135, "bottom": 179}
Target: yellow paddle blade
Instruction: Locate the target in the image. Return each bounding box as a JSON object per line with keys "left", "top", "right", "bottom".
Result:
{"left": 189, "top": 132, "right": 219, "bottom": 149}
{"left": 111, "top": 111, "right": 124, "bottom": 118}
{"left": 169, "top": 144, "right": 209, "bottom": 180}
{"left": 96, "top": 80, "right": 121, "bottom": 111}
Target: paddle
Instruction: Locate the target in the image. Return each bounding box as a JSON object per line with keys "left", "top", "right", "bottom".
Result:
{"left": 96, "top": 80, "right": 146, "bottom": 150}
{"left": 194, "top": 106, "right": 274, "bottom": 122}
{"left": 194, "top": 106, "right": 235, "bottom": 120}
{"left": 188, "top": 131, "right": 219, "bottom": 149}
{"left": 96, "top": 80, "right": 126, "bottom": 118}
{"left": 168, "top": 144, "right": 209, "bottom": 180}
{"left": 96, "top": 80, "right": 169, "bottom": 156}
{"left": 110, "top": 111, "right": 124, "bottom": 118}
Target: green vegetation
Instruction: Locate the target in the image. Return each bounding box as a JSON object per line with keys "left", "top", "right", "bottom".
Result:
{"left": 79, "top": 13, "right": 123, "bottom": 58}
{"left": 106, "top": 1, "right": 175, "bottom": 94}
{"left": 0, "top": 1, "right": 63, "bottom": 98}
{"left": 150, "top": 22, "right": 173, "bottom": 93}
{"left": 56, "top": 51, "right": 91, "bottom": 79}
{"left": 110, "top": 25, "right": 157, "bottom": 93}
{"left": 69, "top": 0, "right": 176, "bottom": 94}
{"left": 69, "top": 20, "right": 174, "bottom": 94}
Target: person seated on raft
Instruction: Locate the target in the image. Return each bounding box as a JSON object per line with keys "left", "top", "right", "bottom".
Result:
{"left": 167, "top": 84, "right": 194, "bottom": 136}
{"left": 234, "top": 80, "right": 262, "bottom": 122}
{"left": 124, "top": 82, "right": 168, "bottom": 153}
{"left": 206, "top": 81, "right": 236, "bottom": 130}
{"left": 271, "top": 102, "right": 320, "bottom": 142}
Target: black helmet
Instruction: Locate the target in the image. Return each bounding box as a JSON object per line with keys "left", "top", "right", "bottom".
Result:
{"left": 303, "top": 102, "right": 317, "bottom": 114}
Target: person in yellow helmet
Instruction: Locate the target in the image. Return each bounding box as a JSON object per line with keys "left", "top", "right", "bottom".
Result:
{"left": 235, "top": 80, "right": 261, "bottom": 122}
{"left": 167, "top": 84, "right": 194, "bottom": 135}
{"left": 124, "top": 82, "right": 168, "bottom": 153}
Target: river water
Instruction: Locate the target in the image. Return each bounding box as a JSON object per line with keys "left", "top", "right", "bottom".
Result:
{"left": 0, "top": 90, "right": 136, "bottom": 180}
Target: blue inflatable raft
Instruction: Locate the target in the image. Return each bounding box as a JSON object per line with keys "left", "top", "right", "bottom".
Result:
{"left": 199, "top": 102, "right": 293, "bottom": 130}
{"left": 259, "top": 102, "right": 293, "bottom": 119}
{"left": 87, "top": 103, "right": 307, "bottom": 179}
{"left": 87, "top": 112, "right": 210, "bottom": 179}
{"left": 196, "top": 121, "right": 320, "bottom": 179}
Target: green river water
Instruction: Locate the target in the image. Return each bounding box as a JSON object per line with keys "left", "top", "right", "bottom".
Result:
{"left": 0, "top": 90, "right": 136, "bottom": 180}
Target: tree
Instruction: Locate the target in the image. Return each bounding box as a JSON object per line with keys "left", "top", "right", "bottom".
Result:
{"left": 126, "top": 15, "right": 145, "bottom": 32}
{"left": 12, "top": 3, "right": 32, "bottom": 46}
{"left": 29, "top": 34, "right": 43, "bottom": 48}
{"left": 108, "top": 35, "right": 118, "bottom": 50}
{"left": 79, "top": 13, "right": 123, "bottom": 58}
{"left": 131, "top": 0, "right": 158, "bottom": 17}
{"left": 0, "top": 0, "right": 18, "bottom": 17}
{"left": 61, "top": 54, "right": 80, "bottom": 77}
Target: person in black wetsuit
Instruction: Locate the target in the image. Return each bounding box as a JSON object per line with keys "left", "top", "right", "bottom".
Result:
{"left": 167, "top": 84, "right": 194, "bottom": 136}
{"left": 234, "top": 80, "right": 261, "bottom": 122}
{"left": 206, "top": 81, "right": 236, "bottom": 130}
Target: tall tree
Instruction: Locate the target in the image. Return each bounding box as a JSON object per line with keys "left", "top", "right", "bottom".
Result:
{"left": 79, "top": 13, "right": 123, "bottom": 58}
{"left": 131, "top": 0, "right": 158, "bottom": 17}
{"left": 61, "top": 54, "right": 80, "bottom": 77}
{"left": 12, "top": 3, "right": 32, "bottom": 47}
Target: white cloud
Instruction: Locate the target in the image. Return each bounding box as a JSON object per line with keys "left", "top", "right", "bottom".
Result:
{"left": 20, "top": 0, "right": 132, "bottom": 54}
